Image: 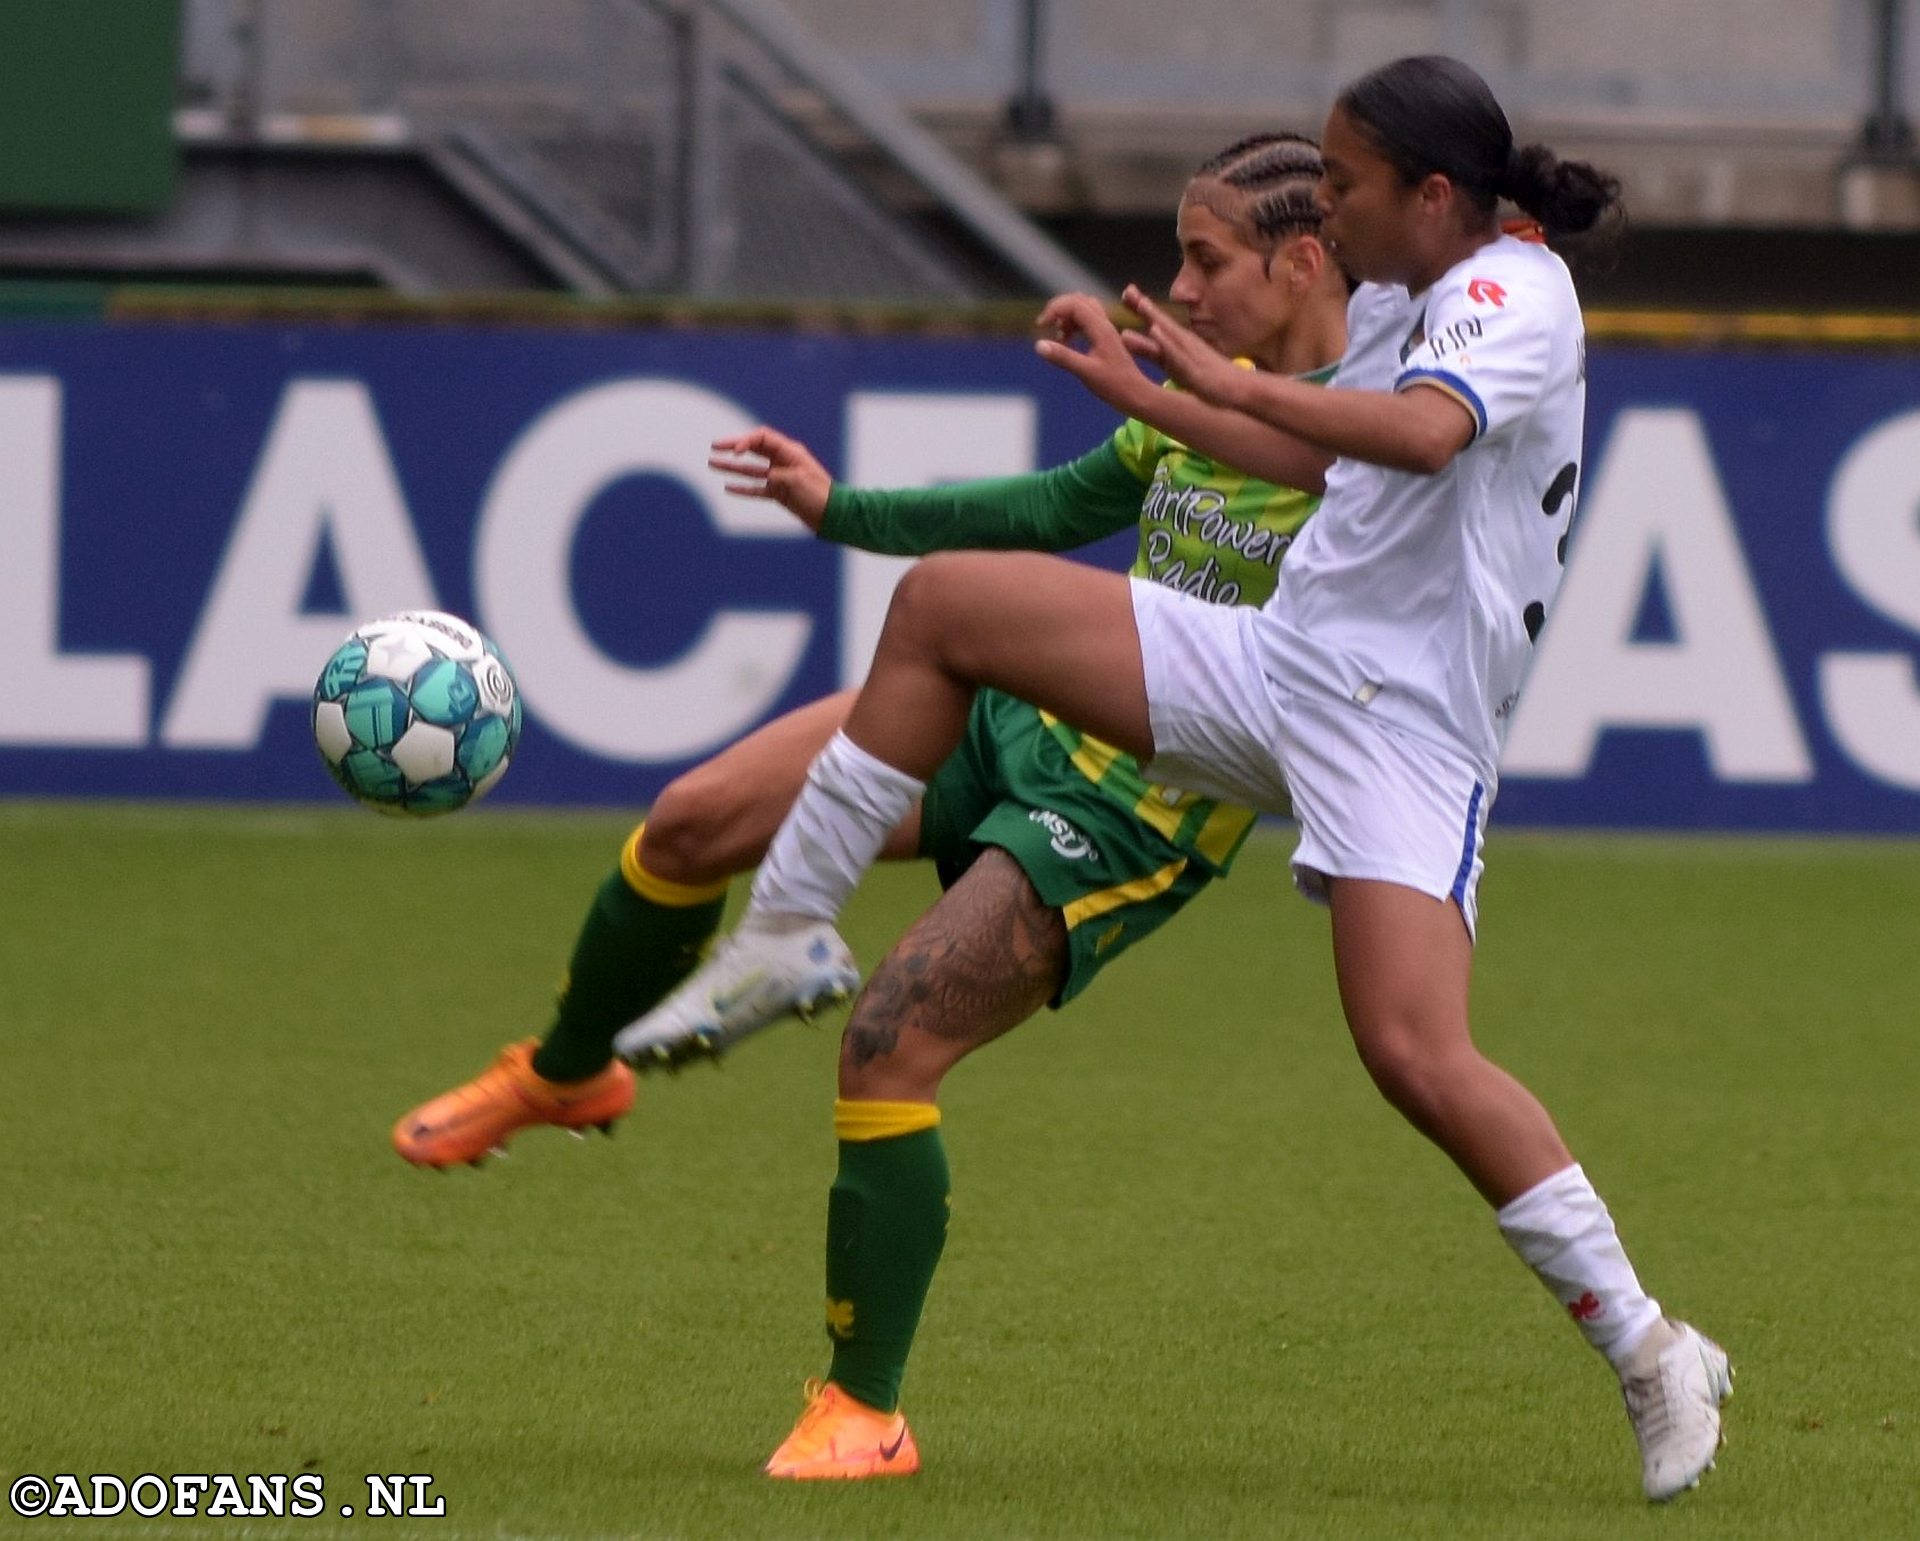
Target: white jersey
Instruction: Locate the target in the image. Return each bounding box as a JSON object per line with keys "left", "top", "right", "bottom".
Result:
{"left": 1255, "top": 233, "right": 1587, "bottom": 780}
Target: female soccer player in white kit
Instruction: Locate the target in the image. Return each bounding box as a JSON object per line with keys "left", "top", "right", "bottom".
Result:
{"left": 627, "top": 55, "right": 1732, "bottom": 1500}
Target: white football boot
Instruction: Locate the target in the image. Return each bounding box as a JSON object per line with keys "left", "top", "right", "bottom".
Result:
{"left": 1618, "top": 1318, "right": 1733, "bottom": 1502}
{"left": 613, "top": 916, "right": 859, "bottom": 1070}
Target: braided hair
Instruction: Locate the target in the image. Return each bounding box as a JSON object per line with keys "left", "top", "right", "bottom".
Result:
{"left": 1186, "top": 132, "right": 1327, "bottom": 254}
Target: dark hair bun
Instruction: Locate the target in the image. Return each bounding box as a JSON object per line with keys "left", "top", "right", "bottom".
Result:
{"left": 1505, "top": 144, "right": 1623, "bottom": 240}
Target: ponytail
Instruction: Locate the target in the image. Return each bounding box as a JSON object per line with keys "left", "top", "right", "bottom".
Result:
{"left": 1502, "top": 144, "right": 1624, "bottom": 242}
{"left": 1340, "top": 56, "right": 1625, "bottom": 246}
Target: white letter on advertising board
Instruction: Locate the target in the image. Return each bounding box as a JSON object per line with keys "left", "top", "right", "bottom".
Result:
{"left": 1503, "top": 408, "right": 1814, "bottom": 782}
{"left": 162, "top": 380, "right": 438, "bottom": 747}
{"left": 839, "top": 394, "right": 1038, "bottom": 686}
{"left": 0, "top": 376, "right": 150, "bottom": 746}
{"left": 1819, "top": 411, "right": 1920, "bottom": 791}
{"left": 475, "top": 380, "right": 810, "bottom": 761}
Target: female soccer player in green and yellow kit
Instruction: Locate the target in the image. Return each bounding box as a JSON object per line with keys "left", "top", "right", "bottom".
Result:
{"left": 394, "top": 132, "right": 1354, "bottom": 1480}
{"left": 396, "top": 134, "right": 1348, "bottom": 1182}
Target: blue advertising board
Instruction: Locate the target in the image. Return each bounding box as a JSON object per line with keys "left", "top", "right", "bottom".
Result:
{"left": 0, "top": 320, "right": 1916, "bottom": 832}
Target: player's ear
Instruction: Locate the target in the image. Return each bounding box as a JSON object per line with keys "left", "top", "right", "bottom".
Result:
{"left": 1288, "top": 235, "right": 1325, "bottom": 294}
{"left": 1418, "top": 171, "right": 1454, "bottom": 223}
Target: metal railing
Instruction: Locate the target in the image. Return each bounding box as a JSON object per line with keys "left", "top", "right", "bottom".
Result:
{"left": 178, "top": 0, "right": 1108, "bottom": 299}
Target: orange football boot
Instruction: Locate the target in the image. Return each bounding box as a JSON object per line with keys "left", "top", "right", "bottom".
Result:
{"left": 764, "top": 1380, "right": 920, "bottom": 1480}
{"left": 392, "top": 1038, "right": 634, "bottom": 1168}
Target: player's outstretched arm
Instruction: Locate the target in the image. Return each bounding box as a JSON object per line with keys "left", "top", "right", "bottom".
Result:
{"left": 714, "top": 412, "right": 1141, "bottom": 557}
{"left": 1121, "top": 286, "right": 1473, "bottom": 476}
{"left": 709, "top": 426, "right": 834, "bottom": 531}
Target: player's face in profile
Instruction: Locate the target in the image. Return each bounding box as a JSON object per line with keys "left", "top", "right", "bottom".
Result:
{"left": 1316, "top": 105, "right": 1417, "bottom": 285}
{"left": 1168, "top": 193, "right": 1297, "bottom": 364}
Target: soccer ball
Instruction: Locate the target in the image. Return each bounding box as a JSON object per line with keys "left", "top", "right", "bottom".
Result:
{"left": 312, "top": 611, "right": 522, "bottom": 816}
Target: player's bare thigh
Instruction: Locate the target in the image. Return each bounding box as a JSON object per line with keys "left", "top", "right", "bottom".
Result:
{"left": 838, "top": 848, "right": 1067, "bottom": 1103}
{"left": 846, "top": 553, "right": 1154, "bottom": 775}
{"left": 641, "top": 690, "right": 923, "bottom": 885}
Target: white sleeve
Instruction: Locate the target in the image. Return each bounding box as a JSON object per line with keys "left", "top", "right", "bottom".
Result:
{"left": 1328, "top": 283, "right": 1409, "bottom": 394}
{"left": 1393, "top": 261, "right": 1552, "bottom": 440}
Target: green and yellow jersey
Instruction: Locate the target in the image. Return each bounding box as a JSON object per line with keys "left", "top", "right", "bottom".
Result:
{"left": 820, "top": 365, "right": 1332, "bottom": 875}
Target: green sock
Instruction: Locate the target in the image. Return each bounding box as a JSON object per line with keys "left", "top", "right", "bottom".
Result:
{"left": 529, "top": 854, "right": 726, "bottom": 1083}
{"left": 824, "top": 1101, "right": 951, "bottom": 1413}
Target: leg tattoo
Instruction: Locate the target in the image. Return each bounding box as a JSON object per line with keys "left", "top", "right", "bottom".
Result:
{"left": 843, "top": 849, "right": 1067, "bottom": 1076}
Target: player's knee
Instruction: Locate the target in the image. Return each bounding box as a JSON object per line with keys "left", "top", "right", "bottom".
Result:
{"left": 1350, "top": 1021, "right": 1462, "bottom": 1129}
{"left": 638, "top": 774, "right": 736, "bottom": 885}
{"left": 882, "top": 554, "right": 972, "bottom": 658}
{"left": 880, "top": 558, "right": 938, "bottom": 647}
{"left": 836, "top": 1014, "right": 952, "bottom": 1102}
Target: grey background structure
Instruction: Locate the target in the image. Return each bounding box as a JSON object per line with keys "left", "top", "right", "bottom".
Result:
{"left": 6, "top": 0, "right": 1917, "bottom": 302}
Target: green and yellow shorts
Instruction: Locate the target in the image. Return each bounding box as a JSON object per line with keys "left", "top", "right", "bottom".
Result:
{"left": 918, "top": 691, "right": 1218, "bottom": 1006}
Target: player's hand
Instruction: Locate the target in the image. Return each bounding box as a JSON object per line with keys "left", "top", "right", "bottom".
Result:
{"left": 709, "top": 426, "right": 832, "bottom": 531}
{"left": 1120, "top": 285, "right": 1249, "bottom": 409}
{"left": 1033, "top": 292, "right": 1153, "bottom": 413}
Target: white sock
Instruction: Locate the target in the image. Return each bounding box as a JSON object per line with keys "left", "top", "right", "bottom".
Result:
{"left": 1497, "top": 1163, "right": 1663, "bottom": 1369}
{"left": 745, "top": 730, "right": 925, "bottom": 925}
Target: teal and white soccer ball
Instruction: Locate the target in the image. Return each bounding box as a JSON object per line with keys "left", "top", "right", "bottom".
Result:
{"left": 312, "top": 611, "right": 522, "bottom": 816}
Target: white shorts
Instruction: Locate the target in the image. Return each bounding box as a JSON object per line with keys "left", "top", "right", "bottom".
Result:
{"left": 1130, "top": 579, "right": 1491, "bottom": 937}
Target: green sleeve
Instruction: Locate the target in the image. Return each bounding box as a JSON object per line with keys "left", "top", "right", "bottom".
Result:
{"left": 1109, "top": 414, "right": 1164, "bottom": 482}
{"left": 818, "top": 439, "right": 1148, "bottom": 557}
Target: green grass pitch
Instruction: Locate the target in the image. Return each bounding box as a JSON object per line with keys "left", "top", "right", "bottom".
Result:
{"left": 3, "top": 802, "right": 1916, "bottom": 1540}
